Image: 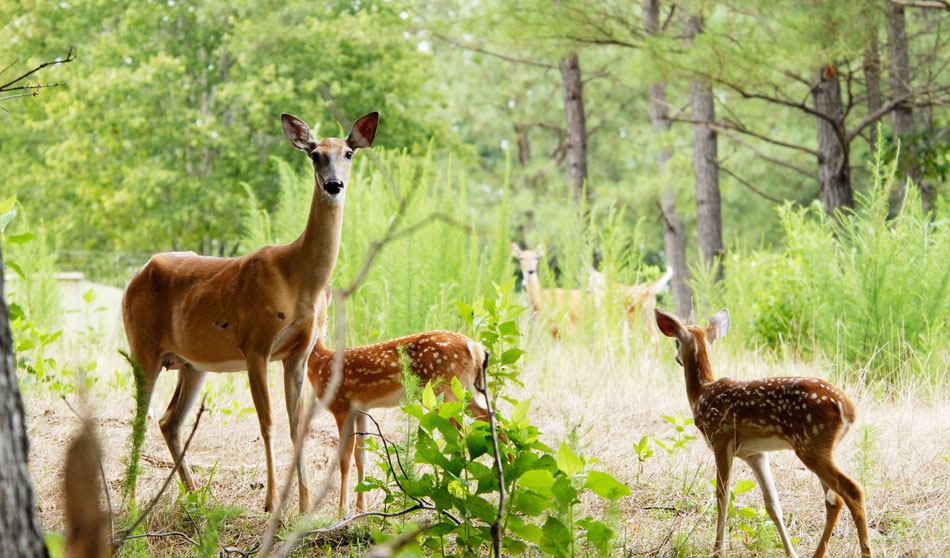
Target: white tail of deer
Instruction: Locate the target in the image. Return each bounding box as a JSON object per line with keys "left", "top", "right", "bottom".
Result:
{"left": 510, "top": 242, "right": 586, "bottom": 337}
{"left": 654, "top": 308, "right": 871, "bottom": 558}
{"left": 588, "top": 266, "right": 672, "bottom": 348}
{"left": 308, "top": 289, "right": 490, "bottom": 511}
{"left": 121, "top": 111, "right": 379, "bottom": 513}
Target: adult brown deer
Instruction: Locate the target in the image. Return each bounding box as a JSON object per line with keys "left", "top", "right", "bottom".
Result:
{"left": 588, "top": 266, "right": 673, "bottom": 348}
{"left": 307, "top": 289, "right": 490, "bottom": 511}
{"left": 654, "top": 308, "right": 871, "bottom": 558}
{"left": 510, "top": 242, "right": 586, "bottom": 337}
{"left": 121, "top": 111, "right": 378, "bottom": 513}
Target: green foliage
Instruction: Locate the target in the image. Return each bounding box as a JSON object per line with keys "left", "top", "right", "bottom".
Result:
{"left": 700, "top": 143, "right": 950, "bottom": 385}
{"left": 120, "top": 349, "right": 149, "bottom": 503}
{"left": 361, "top": 286, "right": 628, "bottom": 557}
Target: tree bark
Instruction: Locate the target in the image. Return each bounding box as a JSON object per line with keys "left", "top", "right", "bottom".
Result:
{"left": 684, "top": 14, "right": 723, "bottom": 280}
{"left": 646, "top": 0, "right": 693, "bottom": 318}
{"left": 813, "top": 65, "right": 854, "bottom": 216}
{"left": 559, "top": 53, "right": 589, "bottom": 203}
{"left": 514, "top": 123, "right": 531, "bottom": 165}
{"left": 886, "top": 1, "right": 928, "bottom": 211}
{"left": 864, "top": 25, "right": 884, "bottom": 152}
{"left": 0, "top": 245, "right": 49, "bottom": 558}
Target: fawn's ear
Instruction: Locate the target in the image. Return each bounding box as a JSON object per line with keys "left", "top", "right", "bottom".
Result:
{"left": 346, "top": 111, "right": 379, "bottom": 149}
{"left": 509, "top": 242, "right": 522, "bottom": 257}
{"left": 707, "top": 309, "right": 730, "bottom": 343}
{"left": 281, "top": 114, "right": 316, "bottom": 152}
{"left": 324, "top": 286, "right": 332, "bottom": 307}
{"left": 655, "top": 308, "right": 689, "bottom": 342}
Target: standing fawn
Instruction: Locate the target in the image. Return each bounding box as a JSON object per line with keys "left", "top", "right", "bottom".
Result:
{"left": 308, "top": 289, "right": 490, "bottom": 512}
{"left": 510, "top": 242, "right": 587, "bottom": 337}
{"left": 122, "top": 111, "right": 378, "bottom": 513}
{"left": 588, "top": 266, "right": 673, "bottom": 347}
{"left": 654, "top": 308, "right": 871, "bottom": 558}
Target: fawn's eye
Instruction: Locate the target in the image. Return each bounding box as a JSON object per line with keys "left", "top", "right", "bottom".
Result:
{"left": 345, "top": 150, "right": 354, "bottom": 159}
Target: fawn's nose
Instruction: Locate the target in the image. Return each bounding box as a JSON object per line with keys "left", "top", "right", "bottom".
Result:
{"left": 323, "top": 179, "right": 344, "bottom": 195}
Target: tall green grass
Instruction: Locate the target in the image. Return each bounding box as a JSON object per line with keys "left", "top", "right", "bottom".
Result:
{"left": 242, "top": 148, "right": 515, "bottom": 344}
{"left": 696, "top": 144, "right": 950, "bottom": 386}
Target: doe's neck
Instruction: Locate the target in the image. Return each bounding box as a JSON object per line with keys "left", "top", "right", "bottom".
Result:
{"left": 286, "top": 187, "right": 345, "bottom": 300}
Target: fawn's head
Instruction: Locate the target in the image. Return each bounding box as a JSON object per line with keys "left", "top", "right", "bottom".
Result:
{"left": 655, "top": 308, "right": 730, "bottom": 367}
{"left": 281, "top": 112, "right": 379, "bottom": 204}
{"left": 510, "top": 242, "right": 544, "bottom": 278}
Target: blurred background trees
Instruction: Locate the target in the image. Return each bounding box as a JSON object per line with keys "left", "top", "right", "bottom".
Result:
{"left": 2, "top": 0, "right": 949, "bottom": 309}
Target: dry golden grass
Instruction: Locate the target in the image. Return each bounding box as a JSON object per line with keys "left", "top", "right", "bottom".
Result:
{"left": 23, "top": 319, "right": 950, "bottom": 557}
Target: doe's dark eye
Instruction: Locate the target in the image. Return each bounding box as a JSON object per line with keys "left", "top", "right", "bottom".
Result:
{"left": 345, "top": 150, "right": 354, "bottom": 159}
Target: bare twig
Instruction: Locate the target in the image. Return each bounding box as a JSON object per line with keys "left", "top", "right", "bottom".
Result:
{"left": 120, "top": 531, "right": 200, "bottom": 547}
{"left": 474, "top": 356, "right": 506, "bottom": 558}
{"left": 718, "top": 162, "right": 787, "bottom": 204}
{"left": 0, "top": 47, "right": 75, "bottom": 104}
{"left": 113, "top": 396, "right": 208, "bottom": 550}
{"left": 431, "top": 33, "right": 557, "bottom": 69}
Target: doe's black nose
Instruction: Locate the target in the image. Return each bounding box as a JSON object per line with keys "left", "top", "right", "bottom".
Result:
{"left": 323, "top": 179, "right": 344, "bottom": 195}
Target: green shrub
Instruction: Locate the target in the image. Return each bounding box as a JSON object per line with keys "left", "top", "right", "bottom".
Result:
{"left": 698, "top": 142, "right": 950, "bottom": 386}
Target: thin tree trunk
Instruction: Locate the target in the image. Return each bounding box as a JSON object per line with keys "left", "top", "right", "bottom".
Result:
{"left": 0, "top": 245, "right": 49, "bottom": 558}
{"left": 886, "top": 1, "right": 927, "bottom": 211}
{"left": 559, "top": 53, "right": 589, "bottom": 203}
{"left": 864, "top": 25, "right": 884, "bottom": 152}
{"left": 685, "top": 14, "right": 723, "bottom": 280}
{"left": 646, "top": 0, "right": 693, "bottom": 318}
{"left": 514, "top": 123, "right": 531, "bottom": 165}
{"left": 814, "top": 65, "right": 853, "bottom": 216}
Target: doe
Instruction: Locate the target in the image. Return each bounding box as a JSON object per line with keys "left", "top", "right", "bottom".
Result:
{"left": 654, "top": 307, "right": 871, "bottom": 558}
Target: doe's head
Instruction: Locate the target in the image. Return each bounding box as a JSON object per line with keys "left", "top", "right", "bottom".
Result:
{"left": 281, "top": 111, "right": 379, "bottom": 203}
{"left": 510, "top": 242, "right": 544, "bottom": 277}
{"left": 655, "top": 308, "right": 730, "bottom": 366}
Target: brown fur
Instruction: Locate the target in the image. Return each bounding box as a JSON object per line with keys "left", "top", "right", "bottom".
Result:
{"left": 121, "top": 112, "right": 378, "bottom": 513}
{"left": 655, "top": 308, "right": 871, "bottom": 558}
{"left": 308, "top": 291, "right": 488, "bottom": 511}
{"left": 510, "top": 243, "right": 587, "bottom": 338}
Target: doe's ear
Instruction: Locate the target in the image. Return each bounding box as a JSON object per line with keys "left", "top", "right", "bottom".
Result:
{"left": 655, "top": 308, "right": 688, "bottom": 341}
{"left": 535, "top": 243, "right": 544, "bottom": 255}
{"left": 509, "top": 242, "right": 522, "bottom": 257}
{"left": 281, "top": 114, "right": 316, "bottom": 152}
{"left": 346, "top": 111, "right": 379, "bottom": 149}
{"left": 707, "top": 309, "right": 730, "bottom": 343}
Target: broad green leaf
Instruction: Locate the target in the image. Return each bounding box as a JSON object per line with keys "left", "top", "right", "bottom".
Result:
{"left": 539, "top": 516, "right": 572, "bottom": 558}
{"left": 552, "top": 475, "right": 578, "bottom": 505}
{"left": 556, "top": 442, "right": 584, "bottom": 477}
{"left": 422, "top": 381, "right": 436, "bottom": 409}
{"left": 518, "top": 469, "right": 555, "bottom": 497}
{"left": 584, "top": 470, "right": 631, "bottom": 500}
{"left": 734, "top": 479, "right": 757, "bottom": 494}
{"left": 5, "top": 232, "right": 33, "bottom": 244}
{"left": 451, "top": 375, "right": 465, "bottom": 401}
{"left": 500, "top": 347, "right": 526, "bottom": 365}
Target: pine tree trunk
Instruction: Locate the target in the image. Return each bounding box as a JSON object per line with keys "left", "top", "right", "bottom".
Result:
{"left": 559, "top": 53, "right": 589, "bottom": 203}
{"left": 0, "top": 245, "right": 49, "bottom": 558}
{"left": 864, "top": 26, "right": 883, "bottom": 152}
{"left": 886, "top": 1, "right": 927, "bottom": 211}
{"left": 684, "top": 13, "right": 723, "bottom": 281}
{"left": 646, "top": 0, "right": 693, "bottom": 318}
{"left": 814, "top": 65, "right": 853, "bottom": 216}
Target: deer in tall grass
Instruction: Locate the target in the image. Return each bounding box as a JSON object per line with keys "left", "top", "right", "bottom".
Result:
{"left": 654, "top": 308, "right": 871, "bottom": 558}
{"left": 588, "top": 266, "right": 672, "bottom": 347}
{"left": 510, "top": 242, "right": 587, "bottom": 337}
{"left": 308, "top": 289, "right": 490, "bottom": 512}
{"left": 122, "top": 111, "right": 378, "bottom": 513}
